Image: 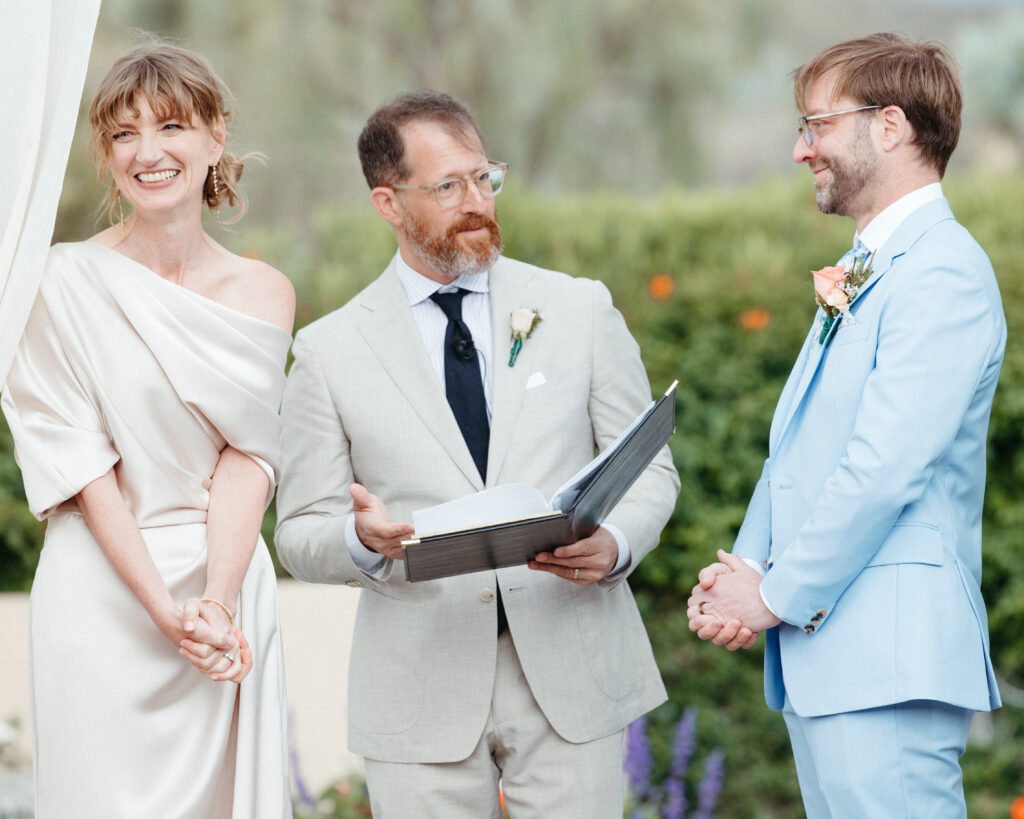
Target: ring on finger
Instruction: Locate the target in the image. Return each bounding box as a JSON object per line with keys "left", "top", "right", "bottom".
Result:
{"left": 572, "top": 568, "right": 580, "bottom": 581}
{"left": 698, "top": 601, "right": 707, "bottom": 615}
{"left": 223, "top": 652, "right": 235, "bottom": 664}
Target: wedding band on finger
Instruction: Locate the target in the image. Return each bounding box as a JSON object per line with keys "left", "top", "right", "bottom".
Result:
{"left": 698, "top": 601, "right": 707, "bottom": 615}
{"left": 223, "top": 652, "right": 235, "bottom": 664}
{"left": 572, "top": 568, "right": 580, "bottom": 581}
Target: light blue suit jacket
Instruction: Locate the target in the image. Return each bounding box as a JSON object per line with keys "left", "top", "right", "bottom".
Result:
{"left": 733, "top": 197, "right": 1004, "bottom": 717}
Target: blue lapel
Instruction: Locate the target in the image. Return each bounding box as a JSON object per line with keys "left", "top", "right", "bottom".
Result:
{"left": 771, "top": 197, "right": 957, "bottom": 450}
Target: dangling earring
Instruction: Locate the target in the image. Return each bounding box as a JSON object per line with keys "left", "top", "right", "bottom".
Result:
{"left": 210, "top": 164, "right": 222, "bottom": 223}
{"left": 116, "top": 190, "right": 127, "bottom": 239}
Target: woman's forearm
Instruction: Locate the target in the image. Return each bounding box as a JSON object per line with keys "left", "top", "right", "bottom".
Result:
{"left": 76, "top": 469, "right": 179, "bottom": 633}
{"left": 202, "top": 446, "right": 270, "bottom": 613}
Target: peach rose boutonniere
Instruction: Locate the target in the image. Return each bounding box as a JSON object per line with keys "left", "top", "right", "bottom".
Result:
{"left": 811, "top": 252, "right": 874, "bottom": 344}
{"left": 508, "top": 307, "right": 542, "bottom": 367}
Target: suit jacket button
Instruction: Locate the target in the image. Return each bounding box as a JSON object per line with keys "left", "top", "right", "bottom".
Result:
{"left": 804, "top": 624, "right": 815, "bottom": 634}
{"left": 480, "top": 589, "right": 495, "bottom": 602}
{"left": 817, "top": 609, "right": 827, "bottom": 618}
{"left": 762, "top": 556, "right": 769, "bottom": 569}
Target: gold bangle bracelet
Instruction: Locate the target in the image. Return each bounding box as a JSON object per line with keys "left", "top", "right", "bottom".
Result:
{"left": 201, "top": 597, "right": 236, "bottom": 622}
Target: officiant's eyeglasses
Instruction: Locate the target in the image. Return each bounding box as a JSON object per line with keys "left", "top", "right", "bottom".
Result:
{"left": 392, "top": 162, "right": 509, "bottom": 208}
{"left": 798, "top": 105, "right": 881, "bottom": 147}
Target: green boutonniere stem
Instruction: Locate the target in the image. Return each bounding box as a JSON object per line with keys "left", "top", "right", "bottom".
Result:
{"left": 818, "top": 315, "right": 836, "bottom": 345}
{"left": 509, "top": 338, "right": 523, "bottom": 367}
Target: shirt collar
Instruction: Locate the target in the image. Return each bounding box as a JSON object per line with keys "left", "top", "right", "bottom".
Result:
{"left": 855, "top": 182, "right": 943, "bottom": 253}
{"left": 394, "top": 251, "right": 490, "bottom": 307}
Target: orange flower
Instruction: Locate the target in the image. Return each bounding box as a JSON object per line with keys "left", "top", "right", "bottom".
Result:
{"left": 738, "top": 308, "right": 772, "bottom": 331}
{"left": 811, "top": 264, "right": 847, "bottom": 300}
{"left": 1010, "top": 795, "right": 1024, "bottom": 819}
{"left": 648, "top": 273, "right": 675, "bottom": 301}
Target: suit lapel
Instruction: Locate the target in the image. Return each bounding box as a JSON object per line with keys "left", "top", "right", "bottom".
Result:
{"left": 487, "top": 258, "right": 541, "bottom": 484}
{"left": 772, "top": 198, "right": 955, "bottom": 448}
{"left": 354, "top": 260, "right": 485, "bottom": 489}
{"left": 771, "top": 326, "right": 824, "bottom": 450}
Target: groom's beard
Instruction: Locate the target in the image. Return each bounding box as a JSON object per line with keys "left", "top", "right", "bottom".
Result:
{"left": 814, "top": 118, "right": 877, "bottom": 217}
{"left": 403, "top": 208, "right": 503, "bottom": 280}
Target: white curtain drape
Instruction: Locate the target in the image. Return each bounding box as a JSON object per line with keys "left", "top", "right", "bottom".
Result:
{"left": 0, "top": 0, "right": 102, "bottom": 385}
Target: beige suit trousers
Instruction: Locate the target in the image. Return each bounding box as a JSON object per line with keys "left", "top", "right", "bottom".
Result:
{"left": 364, "top": 631, "right": 625, "bottom": 818}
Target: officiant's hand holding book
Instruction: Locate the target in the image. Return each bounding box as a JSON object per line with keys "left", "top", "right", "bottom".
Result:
{"left": 401, "top": 380, "right": 678, "bottom": 582}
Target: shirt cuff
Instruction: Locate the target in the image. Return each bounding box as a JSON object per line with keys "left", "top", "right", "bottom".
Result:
{"left": 346, "top": 514, "right": 388, "bottom": 578}
{"left": 758, "top": 585, "right": 781, "bottom": 620}
{"left": 741, "top": 557, "right": 765, "bottom": 577}
{"left": 602, "top": 523, "right": 631, "bottom": 577}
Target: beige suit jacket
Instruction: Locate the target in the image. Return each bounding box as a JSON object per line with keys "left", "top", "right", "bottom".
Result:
{"left": 275, "top": 255, "right": 679, "bottom": 762}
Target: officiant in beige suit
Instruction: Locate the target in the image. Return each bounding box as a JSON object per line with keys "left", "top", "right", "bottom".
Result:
{"left": 275, "top": 91, "right": 679, "bottom": 818}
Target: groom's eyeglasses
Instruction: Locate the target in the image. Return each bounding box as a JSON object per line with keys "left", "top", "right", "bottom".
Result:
{"left": 392, "top": 162, "right": 509, "bottom": 209}
{"left": 798, "top": 105, "right": 882, "bottom": 147}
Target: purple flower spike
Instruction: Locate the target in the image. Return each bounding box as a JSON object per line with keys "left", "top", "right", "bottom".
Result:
{"left": 661, "top": 776, "right": 687, "bottom": 819}
{"left": 693, "top": 748, "right": 725, "bottom": 819}
{"left": 623, "top": 715, "right": 653, "bottom": 800}
{"left": 288, "top": 712, "right": 316, "bottom": 809}
{"left": 670, "top": 707, "right": 698, "bottom": 780}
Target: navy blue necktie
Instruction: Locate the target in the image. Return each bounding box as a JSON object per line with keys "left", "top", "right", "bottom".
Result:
{"left": 430, "top": 289, "right": 489, "bottom": 481}
{"left": 430, "top": 289, "right": 506, "bottom": 634}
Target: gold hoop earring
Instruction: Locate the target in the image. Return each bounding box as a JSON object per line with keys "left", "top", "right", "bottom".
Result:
{"left": 117, "top": 190, "right": 126, "bottom": 239}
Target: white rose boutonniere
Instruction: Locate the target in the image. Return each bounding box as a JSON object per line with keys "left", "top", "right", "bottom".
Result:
{"left": 508, "top": 307, "right": 542, "bottom": 367}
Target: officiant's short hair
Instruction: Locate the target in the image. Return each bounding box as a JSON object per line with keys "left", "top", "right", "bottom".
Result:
{"left": 358, "top": 91, "right": 486, "bottom": 189}
{"left": 793, "top": 33, "right": 962, "bottom": 177}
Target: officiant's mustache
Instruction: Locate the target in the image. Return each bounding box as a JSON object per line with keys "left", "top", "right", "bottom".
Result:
{"left": 449, "top": 213, "right": 501, "bottom": 244}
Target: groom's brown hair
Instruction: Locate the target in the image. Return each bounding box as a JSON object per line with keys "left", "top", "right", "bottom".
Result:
{"left": 793, "top": 33, "right": 963, "bottom": 177}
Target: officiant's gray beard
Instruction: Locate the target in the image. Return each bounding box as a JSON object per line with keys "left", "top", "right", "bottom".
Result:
{"left": 403, "top": 209, "right": 502, "bottom": 280}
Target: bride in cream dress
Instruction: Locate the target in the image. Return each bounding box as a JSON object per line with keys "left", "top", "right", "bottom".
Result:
{"left": 1, "top": 44, "right": 294, "bottom": 817}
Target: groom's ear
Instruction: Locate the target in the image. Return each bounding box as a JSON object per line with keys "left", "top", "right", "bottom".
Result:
{"left": 370, "top": 186, "right": 404, "bottom": 231}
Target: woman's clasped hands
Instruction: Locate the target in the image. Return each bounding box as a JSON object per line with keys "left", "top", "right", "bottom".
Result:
{"left": 178, "top": 597, "right": 253, "bottom": 683}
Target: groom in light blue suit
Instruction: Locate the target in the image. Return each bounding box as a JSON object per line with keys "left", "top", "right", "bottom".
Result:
{"left": 688, "top": 34, "right": 1004, "bottom": 817}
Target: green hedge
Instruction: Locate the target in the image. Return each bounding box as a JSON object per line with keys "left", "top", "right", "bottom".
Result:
{"left": 2, "top": 172, "right": 1022, "bottom": 815}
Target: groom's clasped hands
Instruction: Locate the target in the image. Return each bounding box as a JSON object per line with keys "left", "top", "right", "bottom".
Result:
{"left": 687, "top": 549, "right": 781, "bottom": 651}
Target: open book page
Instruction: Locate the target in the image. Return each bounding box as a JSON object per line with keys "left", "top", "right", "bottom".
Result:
{"left": 412, "top": 482, "right": 554, "bottom": 537}
{"left": 550, "top": 399, "right": 656, "bottom": 511}
{"left": 403, "top": 381, "right": 677, "bottom": 582}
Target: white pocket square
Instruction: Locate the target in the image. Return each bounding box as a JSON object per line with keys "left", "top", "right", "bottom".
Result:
{"left": 526, "top": 371, "right": 547, "bottom": 390}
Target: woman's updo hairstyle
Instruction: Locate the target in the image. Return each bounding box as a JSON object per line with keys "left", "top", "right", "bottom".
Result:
{"left": 88, "top": 42, "right": 248, "bottom": 224}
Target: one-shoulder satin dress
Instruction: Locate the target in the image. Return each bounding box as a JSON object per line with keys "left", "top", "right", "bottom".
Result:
{"left": 1, "top": 242, "right": 293, "bottom": 818}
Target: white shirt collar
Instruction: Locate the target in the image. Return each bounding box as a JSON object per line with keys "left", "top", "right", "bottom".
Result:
{"left": 394, "top": 251, "right": 490, "bottom": 307}
{"left": 855, "top": 182, "right": 943, "bottom": 253}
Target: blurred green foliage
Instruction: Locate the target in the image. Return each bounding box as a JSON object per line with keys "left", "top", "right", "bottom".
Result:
{"left": 2, "top": 172, "right": 1023, "bottom": 815}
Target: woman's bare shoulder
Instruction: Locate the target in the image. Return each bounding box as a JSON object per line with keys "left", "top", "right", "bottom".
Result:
{"left": 215, "top": 251, "right": 296, "bottom": 333}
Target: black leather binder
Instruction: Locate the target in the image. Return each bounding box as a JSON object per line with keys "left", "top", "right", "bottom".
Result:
{"left": 402, "top": 381, "right": 677, "bottom": 582}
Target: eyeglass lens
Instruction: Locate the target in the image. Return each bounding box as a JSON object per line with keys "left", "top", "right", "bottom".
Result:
{"left": 436, "top": 166, "right": 506, "bottom": 206}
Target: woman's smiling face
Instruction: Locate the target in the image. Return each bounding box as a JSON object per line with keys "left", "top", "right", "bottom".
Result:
{"left": 107, "top": 94, "right": 223, "bottom": 219}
